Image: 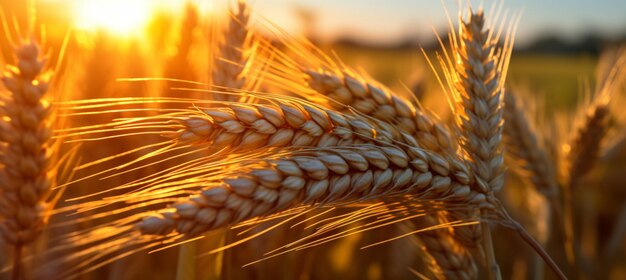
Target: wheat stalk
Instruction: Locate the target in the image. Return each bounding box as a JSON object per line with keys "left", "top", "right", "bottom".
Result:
{"left": 212, "top": 0, "right": 251, "bottom": 99}
{"left": 502, "top": 90, "right": 559, "bottom": 278}
{"left": 0, "top": 40, "right": 54, "bottom": 279}
{"left": 433, "top": 8, "right": 515, "bottom": 279}
{"left": 557, "top": 52, "right": 625, "bottom": 270}
{"left": 503, "top": 90, "right": 558, "bottom": 198}
{"left": 563, "top": 93, "right": 612, "bottom": 188}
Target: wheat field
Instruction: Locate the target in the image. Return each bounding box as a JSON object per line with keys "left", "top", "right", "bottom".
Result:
{"left": 0, "top": 1, "right": 625, "bottom": 279}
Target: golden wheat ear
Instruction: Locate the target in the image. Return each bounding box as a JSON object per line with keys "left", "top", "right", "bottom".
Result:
{"left": 256, "top": 25, "right": 459, "bottom": 155}
{"left": 249, "top": 19, "right": 478, "bottom": 216}
{"left": 426, "top": 5, "right": 521, "bottom": 279}
{"left": 554, "top": 47, "right": 626, "bottom": 272}
{"left": 413, "top": 212, "right": 478, "bottom": 280}
{"left": 227, "top": 5, "right": 517, "bottom": 279}
{"left": 212, "top": 0, "right": 254, "bottom": 100}
{"left": 562, "top": 50, "right": 626, "bottom": 188}
{"left": 42, "top": 140, "right": 486, "bottom": 278}
{"left": 504, "top": 89, "right": 559, "bottom": 198}
{"left": 0, "top": 38, "right": 56, "bottom": 279}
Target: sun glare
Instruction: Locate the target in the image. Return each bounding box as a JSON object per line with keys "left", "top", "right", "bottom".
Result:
{"left": 73, "top": 0, "right": 155, "bottom": 35}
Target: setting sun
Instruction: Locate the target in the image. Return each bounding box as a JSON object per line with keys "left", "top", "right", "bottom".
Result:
{"left": 73, "top": 0, "right": 155, "bottom": 35}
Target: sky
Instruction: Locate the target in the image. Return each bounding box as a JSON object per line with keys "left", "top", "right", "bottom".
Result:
{"left": 31, "top": 0, "right": 626, "bottom": 46}
{"left": 248, "top": 0, "right": 626, "bottom": 46}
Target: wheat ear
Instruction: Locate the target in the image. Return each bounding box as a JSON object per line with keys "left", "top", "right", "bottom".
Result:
{"left": 503, "top": 90, "right": 558, "bottom": 277}
{"left": 136, "top": 145, "right": 486, "bottom": 237}
{"left": 440, "top": 9, "right": 514, "bottom": 279}
{"left": 0, "top": 40, "right": 53, "bottom": 279}
{"left": 503, "top": 90, "right": 558, "bottom": 198}
{"left": 305, "top": 70, "right": 456, "bottom": 152}
{"left": 303, "top": 69, "right": 481, "bottom": 191}
{"left": 453, "top": 10, "right": 508, "bottom": 195}
{"left": 212, "top": 0, "right": 251, "bottom": 98}
{"left": 163, "top": 101, "right": 459, "bottom": 175}
{"left": 563, "top": 48, "right": 626, "bottom": 187}
{"left": 563, "top": 93, "right": 611, "bottom": 188}
{"left": 165, "top": 102, "right": 397, "bottom": 149}
{"left": 415, "top": 213, "right": 478, "bottom": 280}
{"left": 256, "top": 30, "right": 458, "bottom": 154}
{"left": 558, "top": 56, "right": 624, "bottom": 268}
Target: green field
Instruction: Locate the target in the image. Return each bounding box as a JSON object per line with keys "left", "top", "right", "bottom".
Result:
{"left": 330, "top": 45, "right": 598, "bottom": 112}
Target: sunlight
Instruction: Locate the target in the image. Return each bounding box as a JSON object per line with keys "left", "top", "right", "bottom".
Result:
{"left": 73, "top": 0, "right": 155, "bottom": 35}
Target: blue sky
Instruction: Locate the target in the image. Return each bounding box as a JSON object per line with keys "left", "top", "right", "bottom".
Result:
{"left": 250, "top": 0, "right": 626, "bottom": 46}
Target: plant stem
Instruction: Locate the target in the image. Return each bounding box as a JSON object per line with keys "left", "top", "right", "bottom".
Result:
{"left": 604, "top": 202, "right": 626, "bottom": 262}
{"left": 481, "top": 219, "right": 502, "bottom": 280}
{"left": 176, "top": 241, "right": 197, "bottom": 280}
{"left": 562, "top": 186, "right": 577, "bottom": 268}
{"left": 514, "top": 220, "right": 568, "bottom": 280}
{"left": 13, "top": 244, "right": 22, "bottom": 280}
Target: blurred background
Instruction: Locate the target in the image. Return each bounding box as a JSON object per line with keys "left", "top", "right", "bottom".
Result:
{"left": 0, "top": 1, "right": 625, "bottom": 279}
{"left": 1, "top": 0, "right": 624, "bottom": 103}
